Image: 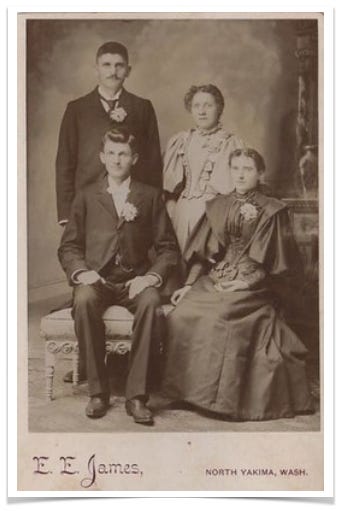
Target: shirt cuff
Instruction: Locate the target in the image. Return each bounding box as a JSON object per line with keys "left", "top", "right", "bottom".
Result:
{"left": 71, "top": 269, "right": 88, "bottom": 284}
{"left": 145, "top": 272, "right": 163, "bottom": 288}
{"left": 59, "top": 219, "right": 69, "bottom": 226}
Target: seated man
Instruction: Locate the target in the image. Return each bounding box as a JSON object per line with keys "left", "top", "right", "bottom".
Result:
{"left": 58, "top": 128, "right": 178, "bottom": 425}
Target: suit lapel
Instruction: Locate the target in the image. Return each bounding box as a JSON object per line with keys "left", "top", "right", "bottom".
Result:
{"left": 87, "top": 87, "right": 110, "bottom": 121}
{"left": 117, "top": 180, "right": 144, "bottom": 229}
{"left": 96, "top": 176, "right": 119, "bottom": 223}
{"left": 96, "top": 177, "right": 144, "bottom": 228}
{"left": 117, "top": 88, "right": 132, "bottom": 113}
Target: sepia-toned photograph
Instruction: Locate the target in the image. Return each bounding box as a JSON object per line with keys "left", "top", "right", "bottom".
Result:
{"left": 14, "top": 10, "right": 330, "bottom": 493}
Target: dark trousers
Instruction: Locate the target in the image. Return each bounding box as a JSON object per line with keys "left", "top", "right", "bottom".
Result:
{"left": 72, "top": 279, "right": 163, "bottom": 400}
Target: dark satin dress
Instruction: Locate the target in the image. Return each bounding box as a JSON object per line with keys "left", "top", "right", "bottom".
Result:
{"left": 162, "top": 190, "right": 314, "bottom": 421}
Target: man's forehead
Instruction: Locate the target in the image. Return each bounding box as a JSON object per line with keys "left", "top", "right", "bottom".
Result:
{"left": 97, "top": 52, "right": 127, "bottom": 64}
{"left": 103, "top": 140, "right": 131, "bottom": 151}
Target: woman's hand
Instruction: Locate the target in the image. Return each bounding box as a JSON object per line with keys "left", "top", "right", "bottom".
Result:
{"left": 214, "top": 280, "right": 249, "bottom": 292}
{"left": 171, "top": 285, "right": 192, "bottom": 306}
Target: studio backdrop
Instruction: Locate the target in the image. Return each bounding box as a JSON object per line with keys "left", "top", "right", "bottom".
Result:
{"left": 26, "top": 18, "right": 318, "bottom": 299}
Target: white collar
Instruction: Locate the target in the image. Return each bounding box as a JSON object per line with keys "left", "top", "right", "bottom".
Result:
{"left": 98, "top": 86, "right": 123, "bottom": 102}
{"left": 107, "top": 175, "right": 131, "bottom": 194}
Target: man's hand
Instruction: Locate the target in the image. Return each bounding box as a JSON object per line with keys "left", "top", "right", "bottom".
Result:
{"left": 214, "top": 279, "right": 249, "bottom": 292}
{"left": 76, "top": 270, "right": 105, "bottom": 285}
{"left": 125, "top": 275, "right": 159, "bottom": 299}
{"left": 171, "top": 285, "right": 192, "bottom": 306}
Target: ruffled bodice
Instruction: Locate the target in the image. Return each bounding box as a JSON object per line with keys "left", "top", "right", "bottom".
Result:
{"left": 163, "top": 127, "right": 244, "bottom": 198}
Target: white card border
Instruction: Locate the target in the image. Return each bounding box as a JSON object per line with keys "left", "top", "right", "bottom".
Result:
{"left": 6, "top": 0, "right": 335, "bottom": 499}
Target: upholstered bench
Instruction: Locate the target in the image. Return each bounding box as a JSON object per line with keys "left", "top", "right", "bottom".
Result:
{"left": 40, "top": 304, "right": 173, "bottom": 400}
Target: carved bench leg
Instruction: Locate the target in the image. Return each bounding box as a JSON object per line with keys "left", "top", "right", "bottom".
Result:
{"left": 45, "top": 340, "right": 57, "bottom": 401}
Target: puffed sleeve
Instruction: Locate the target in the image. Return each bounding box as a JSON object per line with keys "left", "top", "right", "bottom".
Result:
{"left": 183, "top": 213, "right": 221, "bottom": 264}
{"left": 162, "top": 131, "right": 188, "bottom": 194}
{"left": 180, "top": 214, "right": 220, "bottom": 286}
{"left": 248, "top": 207, "right": 302, "bottom": 276}
{"left": 248, "top": 206, "right": 306, "bottom": 318}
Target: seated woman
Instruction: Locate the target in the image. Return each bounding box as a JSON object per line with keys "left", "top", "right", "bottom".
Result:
{"left": 163, "top": 84, "right": 243, "bottom": 253}
{"left": 161, "top": 148, "right": 314, "bottom": 421}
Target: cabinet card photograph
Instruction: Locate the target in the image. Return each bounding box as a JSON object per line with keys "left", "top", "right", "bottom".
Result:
{"left": 12, "top": 10, "right": 333, "bottom": 495}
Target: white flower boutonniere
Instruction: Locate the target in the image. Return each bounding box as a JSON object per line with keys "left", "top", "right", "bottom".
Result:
{"left": 121, "top": 202, "right": 138, "bottom": 222}
{"left": 240, "top": 202, "right": 259, "bottom": 222}
{"left": 110, "top": 106, "right": 128, "bottom": 123}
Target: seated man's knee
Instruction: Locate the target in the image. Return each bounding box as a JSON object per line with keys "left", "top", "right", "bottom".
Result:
{"left": 137, "top": 287, "right": 161, "bottom": 310}
{"left": 73, "top": 284, "right": 101, "bottom": 311}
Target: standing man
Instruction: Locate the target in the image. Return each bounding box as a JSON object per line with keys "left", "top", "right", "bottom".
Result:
{"left": 56, "top": 41, "right": 162, "bottom": 225}
{"left": 58, "top": 128, "right": 178, "bottom": 424}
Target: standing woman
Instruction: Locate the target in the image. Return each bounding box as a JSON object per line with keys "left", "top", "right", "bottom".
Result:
{"left": 162, "top": 148, "right": 313, "bottom": 421}
{"left": 163, "top": 84, "right": 244, "bottom": 253}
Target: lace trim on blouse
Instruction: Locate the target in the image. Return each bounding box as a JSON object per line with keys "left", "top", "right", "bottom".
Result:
{"left": 181, "top": 127, "right": 234, "bottom": 199}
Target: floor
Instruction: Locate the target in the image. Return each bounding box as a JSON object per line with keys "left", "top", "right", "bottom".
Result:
{"left": 28, "top": 295, "right": 321, "bottom": 433}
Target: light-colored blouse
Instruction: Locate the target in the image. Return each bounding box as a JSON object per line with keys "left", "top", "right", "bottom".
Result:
{"left": 163, "top": 125, "right": 243, "bottom": 198}
{"left": 163, "top": 125, "right": 244, "bottom": 252}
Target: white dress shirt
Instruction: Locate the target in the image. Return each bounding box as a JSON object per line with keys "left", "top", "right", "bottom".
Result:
{"left": 107, "top": 175, "right": 131, "bottom": 217}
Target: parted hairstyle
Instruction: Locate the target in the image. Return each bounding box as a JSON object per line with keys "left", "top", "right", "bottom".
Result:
{"left": 101, "top": 128, "right": 138, "bottom": 154}
{"left": 229, "top": 148, "right": 266, "bottom": 173}
{"left": 96, "top": 41, "right": 129, "bottom": 63}
{"left": 184, "top": 84, "right": 225, "bottom": 119}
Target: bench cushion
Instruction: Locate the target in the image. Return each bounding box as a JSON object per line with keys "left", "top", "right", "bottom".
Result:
{"left": 41, "top": 306, "right": 134, "bottom": 340}
{"left": 41, "top": 304, "right": 174, "bottom": 340}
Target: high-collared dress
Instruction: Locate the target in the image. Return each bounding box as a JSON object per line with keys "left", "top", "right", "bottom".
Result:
{"left": 163, "top": 125, "right": 243, "bottom": 252}
{"left": 161, "top": 189, "right": 314, "bottom": 421}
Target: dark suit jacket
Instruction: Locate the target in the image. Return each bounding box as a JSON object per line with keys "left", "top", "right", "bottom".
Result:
{"left": 56, "top": 87, "right": 162, "bottom": 222}
{"left": 58, "top": 177, "right": 179, "bottom": 289}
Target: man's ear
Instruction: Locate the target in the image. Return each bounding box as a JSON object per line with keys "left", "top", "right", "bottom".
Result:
{"left": 126, "top": 65, "right": 132, "bottom": 78}
{"left": 132, "top": 152, "right": 139, "bottom": 166}
{"left": 99, "top": 152, "right": 106, "bottom": 165}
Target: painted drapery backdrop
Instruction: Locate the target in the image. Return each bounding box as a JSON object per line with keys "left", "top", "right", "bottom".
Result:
{"left": 27, "top": 18, "right": 317, "bottom": 296}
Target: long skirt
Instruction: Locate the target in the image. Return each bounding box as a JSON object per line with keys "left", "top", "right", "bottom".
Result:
{"left": 162, "top": 276, "right": 314, "bottom": 421}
